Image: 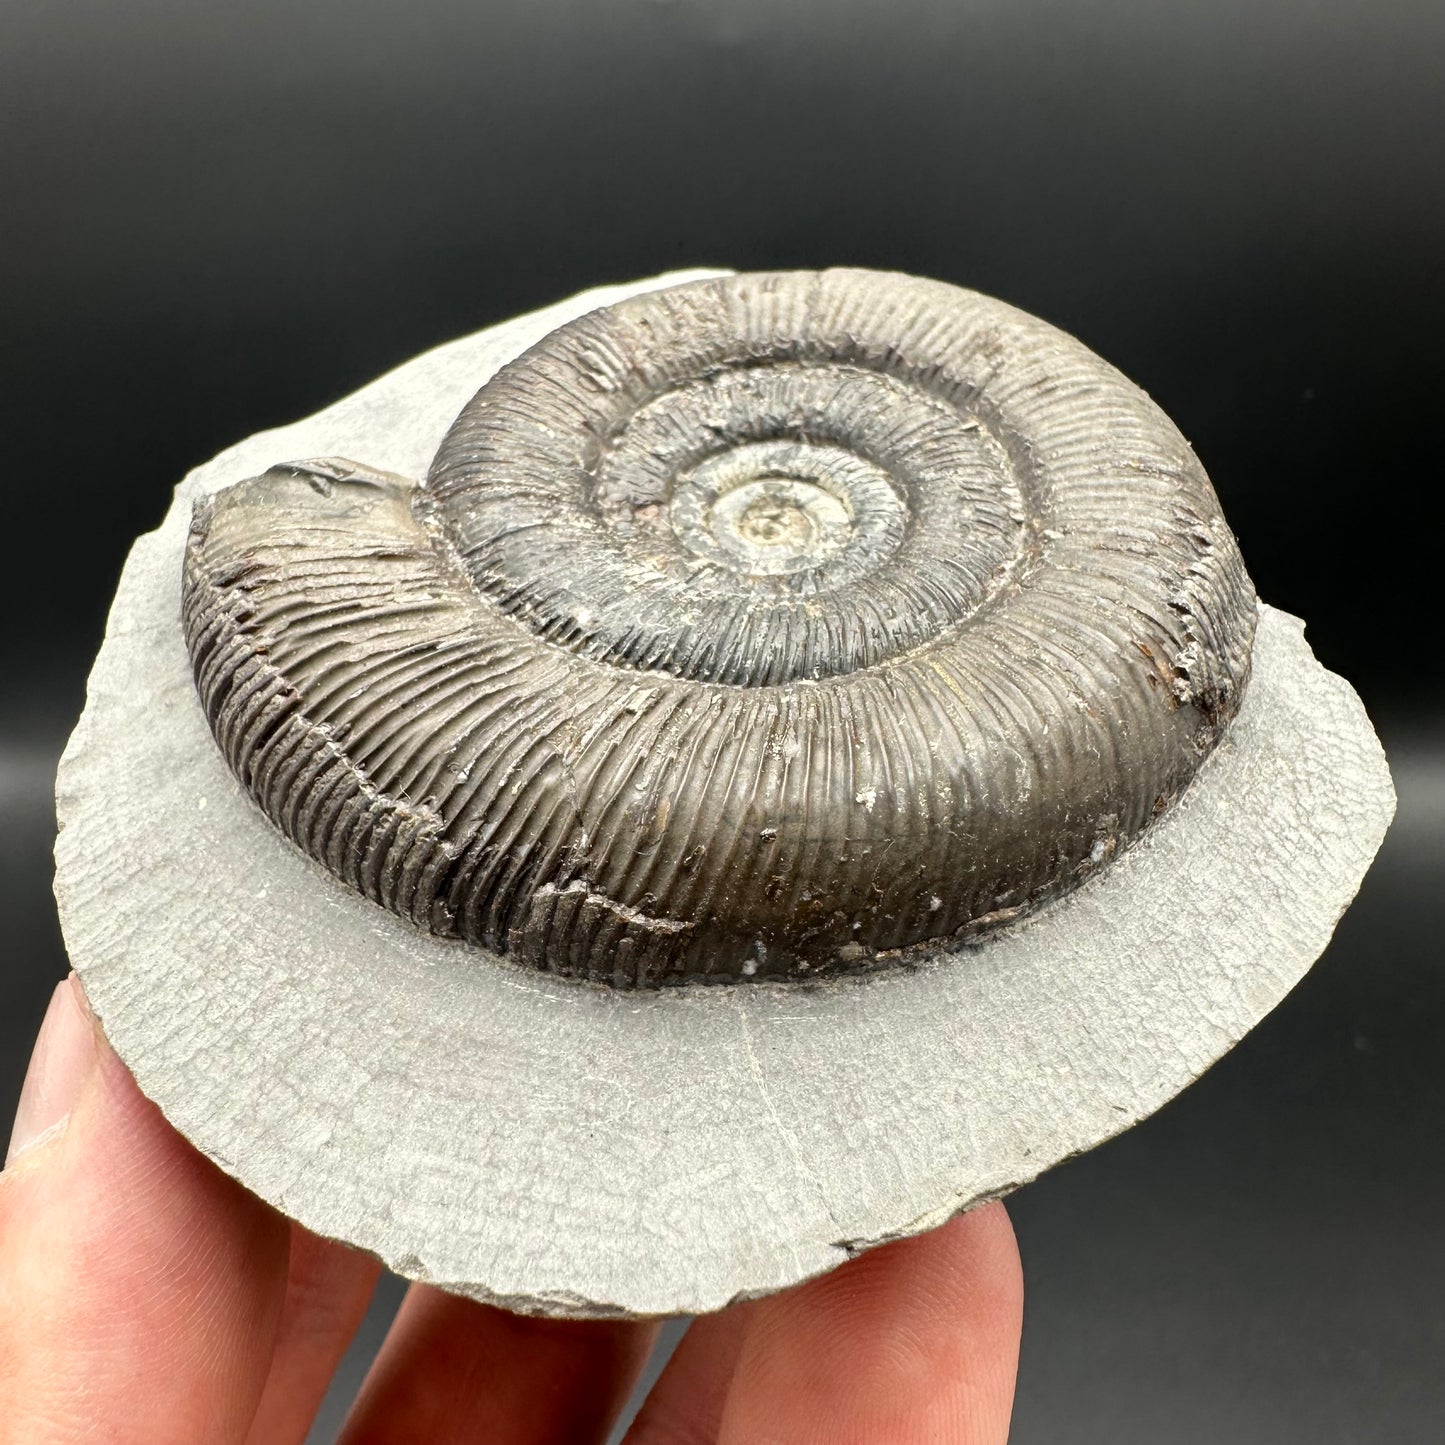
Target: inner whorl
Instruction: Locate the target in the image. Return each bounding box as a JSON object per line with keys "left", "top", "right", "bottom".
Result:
{"left": 182, "top": 269, "right": 1257, "bottom": 986}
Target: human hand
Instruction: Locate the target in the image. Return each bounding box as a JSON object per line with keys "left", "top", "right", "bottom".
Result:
{"left": 0, "top": 974, "right": 1022, "bottom": 1443}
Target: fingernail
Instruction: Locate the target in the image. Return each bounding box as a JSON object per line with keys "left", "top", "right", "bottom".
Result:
{"left": 5, "top": 974, "right": 97, "bottom": 1169}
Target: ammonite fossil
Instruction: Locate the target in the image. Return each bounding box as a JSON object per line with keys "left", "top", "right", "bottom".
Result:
{"left": 182, "top": 269, "right": 1256, "bottom": 986}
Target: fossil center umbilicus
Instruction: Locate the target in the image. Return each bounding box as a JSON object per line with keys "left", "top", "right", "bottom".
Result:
{"left": 668, "top": 440, "right": 902, "bottom": 577}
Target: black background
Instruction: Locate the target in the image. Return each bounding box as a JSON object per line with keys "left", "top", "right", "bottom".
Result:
{"left": 2, "top": 2, "right": 1441, "bottom": 1440}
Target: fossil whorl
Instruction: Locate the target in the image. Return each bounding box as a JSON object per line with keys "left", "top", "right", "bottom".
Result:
{"left": 182, "top": 269, "right": 1257, "bottom": 987}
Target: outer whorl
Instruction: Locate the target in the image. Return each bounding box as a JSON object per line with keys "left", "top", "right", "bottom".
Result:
{"left": 182, "top": 269, "right": 1257, "bottom": 986}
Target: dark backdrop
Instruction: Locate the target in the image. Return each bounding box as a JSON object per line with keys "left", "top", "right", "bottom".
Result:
{"left": 2, "top": 2, "right": 1441, "bottom": 1441}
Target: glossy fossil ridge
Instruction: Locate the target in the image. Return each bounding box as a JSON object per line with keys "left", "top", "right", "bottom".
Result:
{"left": 181, "top": 269, "right": 1257, "bottom": 985}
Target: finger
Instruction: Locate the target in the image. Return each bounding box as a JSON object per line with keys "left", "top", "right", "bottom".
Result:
{"left": 336, "top": 1281, "right": 658, "bottom": 1445}
{"left": 243, "top": 1223, "right": 382, "bottom": 1445}
{"left": 0, "top": 974, "right": 292, "bottom": 1445}
{"left": 717, "top": 1202, "right": 1022, "bottom": 1445}
{"left": 622, "top": 1303, "right": 753, "bottom": 1444}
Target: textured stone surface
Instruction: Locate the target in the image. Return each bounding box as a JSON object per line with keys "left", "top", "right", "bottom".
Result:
{"left": 54, "top": 273, "right": 1395, "bottom": 1318}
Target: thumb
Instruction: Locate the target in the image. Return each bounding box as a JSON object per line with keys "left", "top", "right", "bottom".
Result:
{"left": 0, "top": 974, "right": 291, "bottom": 1445}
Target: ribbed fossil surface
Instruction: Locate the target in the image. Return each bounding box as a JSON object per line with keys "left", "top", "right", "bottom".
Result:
{"left": 182, "top": 269, "right": 1257, "bottom": 985}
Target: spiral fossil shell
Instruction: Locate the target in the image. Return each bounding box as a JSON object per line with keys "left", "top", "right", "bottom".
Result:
{"left": 181, "top": 269, "right": 1257, "bottom": 986}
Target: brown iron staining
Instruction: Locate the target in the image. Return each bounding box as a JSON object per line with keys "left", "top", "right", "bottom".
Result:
{"left": 182, "top": 270, "right": 1257, "bottom": 986}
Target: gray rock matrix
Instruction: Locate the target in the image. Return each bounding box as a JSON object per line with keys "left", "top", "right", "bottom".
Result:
{"left": 55, "top": 272, "right": 1393, "bottom": 1316}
